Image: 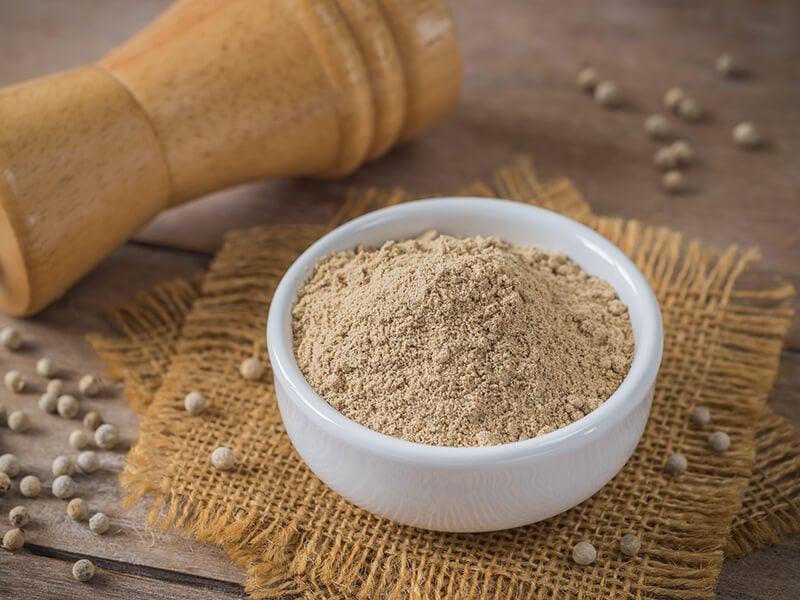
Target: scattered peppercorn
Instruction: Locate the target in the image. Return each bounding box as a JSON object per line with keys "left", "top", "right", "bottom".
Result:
{"left": 184, "top": 391, "right": 207, "bottom": 415}
{"left": 77, "top": 451, "right": 100, "bottom": 474}
{"left": 666, "top": 453, "right": 688, "bottom": 474}
{"left": 239, "top": 358, "right": 265, "bottom": 381}
{"left": 716, "top": 53, "right": 744, "bottom": 78}
{"left": 67, "top": 498, "right": 89, "bottom": 521}
{"left": 9, "top": 506, "right": 30, "bottom": 528}
{"left": 78, "top": 374, "right": 102, "bottom": 397}
{"left": 89, "top": 512, "right": 110, "bottom": 534}
{"left": 52, "top": 474, "right": 77, "bottom": 499}
{"left": 576, "top": 66, "right": 599, "bottom": 92}
{"left": 594, "top": 80, "right": 621, "bottom": 108}
{"left": 95, "top": 424, "right": 119, "bottom": 450}
{"left": 8, "top": 410, "right": 31, "bottom": 432}
{"left": 644, "top": 114, "right": 671, "bottom": 140}
{"left": 52, "top": 455, "right": 75, "bottom": 477}
{"left": 677, "top": 96, "right": 703, "bottom": 121}
{"left": 691, "top": 406, "right": 711, "bottom": 426}
{"left": 36, "top": 357, "right": 58, "bottom": 378}
{"left": 73, "top": 559, "right": 96, "bottom": 582}
{"left": 69, "top": 430, "right": 89, "bottom": 450}
{"left": 57, "top": 394, "right": 80, "bottom": 419}
{"left": 661, "top": 170, "right": 685, "bottom": 194}
{"left": 670, "top": 140, "right": 694, "bottom": 165}
{"left": 38, "top": 392, "right": 58, "bottom": 413}
{"left": 211, "top": 446, "right": 236, "bottom": 471}
{"left": 0, "top": 454, "right": 22, "bottom": 477}
{"left": 709, "top": 431, "right": 731, "bottom": 452}
{"left": 83, "top": 411, "right": 103, "bottom": 431}
{"left": 572, "top": 541, "right": 597, "bottom": 565}
{"left": 0, "top": 326, "right": 22, "bottom": 351}
{"left": 664, "top": 87, "right": 686, "bottom": 112}
{"left": 0, "top": 472, "right": 11, "bottom": 495}
{"left": 654, "top": 146, "right": 678, "bottom": 170}
{"left": 20, "top": 475, "right": 42, "bottom": 498}
{"left": 3, "top": 528, "right": 25, "bottom": 551}
{"left": 732, "top": 121, "right": 761, "bottom": 149}
{"left": 46, "top": 379, "right": 65, "bottom": 395}
{"left": 620, "top": 533, "right": 641, "bottom": 557}
{"left": 4, "top": 370, "right": 25, "bottom": 393}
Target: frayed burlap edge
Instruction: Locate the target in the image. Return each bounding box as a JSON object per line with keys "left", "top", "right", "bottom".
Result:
{"left": 90, "top": 158, "right": 796, "bottom": 599}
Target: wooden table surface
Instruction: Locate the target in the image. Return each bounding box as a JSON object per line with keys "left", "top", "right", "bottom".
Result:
{"left": 0, "top": 1, "right": 797, "bottom": 598}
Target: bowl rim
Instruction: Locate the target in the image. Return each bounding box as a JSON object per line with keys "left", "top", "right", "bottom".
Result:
{"left": 267, "top": 197, "right": 663, "bottom": 466}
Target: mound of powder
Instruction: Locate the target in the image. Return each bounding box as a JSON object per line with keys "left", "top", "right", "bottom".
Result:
{"left": 292, "top": 233, "right": 634, "bottom": 447}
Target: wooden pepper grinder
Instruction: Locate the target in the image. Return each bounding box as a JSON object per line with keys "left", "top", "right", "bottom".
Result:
{"left": 0, "top": 0, "right": 461, "bottom": 315}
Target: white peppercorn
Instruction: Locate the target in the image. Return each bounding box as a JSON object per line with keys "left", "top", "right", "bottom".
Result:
{"left": 644, "top": 114, "right": 671, "bottom": 140}
{"left": 67, "top": 498, "right": 89, "bottom": 521}
{"left": 77, "top": 451, "right": 100, "bottom": 474}
{"left": 52, "top": 455, "right": 75, "bottom": 477}
{"left": 20, "top": 475, "right": 41, "bottom": 498}
{"left": 57, "top": 394, "right": 80, "bottom": 419}
{"left": 653, "top": 146, "right": 678, "bottom": 170}
{"left": 69, "top": 430, "right": 90, "bottom": 450}
{"left": 89, "top": 512, "right": 110, "bottom": 534}
{"left": 593, "top": 80, "right": 621, "bottom": 108}
{"left": 73, "top": 559, "right": 96, "bottom": 582}
{"left": 95, "top": 424, "right": 119, "bottom": 450}
{"left": 661, "top": 170, "right": 686, "bottom": 194}
{"left": 4, "top": 370, "right": 25, "bottom": 393}
{"left": 38, "top": 392, "right": 58, "bottom": 413}
{"left": 9, "top": 506, "right": 30, "bottom": 528}
{"left": 716, "top": 53, "right": 743, "bottom": 78}
{"left": 46, "top": 378, "right": 65, "bottom": 395}
{"left": 8, "top": 410, "right": 31, "bottom": 432}
{"left": 670, "top": 140, "right": 695, "bottom": 165}
{"left": 0, "top": 326, "right": 22, "bottom": 351}
{"left": 211, "top": 446, "right": 236, "bottom": 470}
{"left": 0, "top": 472, "right": 10, "bottom": 495}
{"left": 677, "top": 96, "right": 703, "bottom": 121}
{"left": 666, "top": 453, "right": 688, "bottom": 474}
{"left": 36, "top": 357, "right": 57, "bottom": 378}
{"left": 576, "top": 66, "right": 599, "bottom": 92}
{"left": 709, "top": 430, "right": 731, "bottom": 452}
{"left": 572, "top": 541, "right": 597, "bottom": 565}
{"left": 691, "top": 406, "right": 711, "bottom": 426}
{"left": 239, "top": 357, "right": 265, "bottom": 381}
{"left": 52, "top": 474, "right": 77, "bottom": 499}
{"left": 79, "top": 374, "right": 102, "bottom": 397}
{"left": 3, "top": 528, "right": 24, "bottom": 551}
{"left": 184, "top": 391, "right": 207, "bottom": 415}
{"left": 732, "top": 122, "right": 761, "bottom": 149}
{"left": 0, "top": 453, "right": 21, "bottom": 477}
{"left": 83, "top": 411, "right": 103, "bottom": 431}
{"left": 664, "top": 87, "right": 685, "bottom": 112}
{"left": 620, "top": 533, "right": 641, "bottom": 557}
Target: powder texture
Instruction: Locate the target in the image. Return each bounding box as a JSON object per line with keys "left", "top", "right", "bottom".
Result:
{"left": 292, "top": 234, "right": 634, "bottom": 447}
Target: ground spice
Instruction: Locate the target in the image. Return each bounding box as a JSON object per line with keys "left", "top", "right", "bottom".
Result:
{"left": 293, "top": 234, "right": 634, "bottom": 447}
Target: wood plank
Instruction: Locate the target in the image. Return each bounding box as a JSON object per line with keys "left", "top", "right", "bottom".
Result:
{"left": 0, "top": 244, "right": 244, "bottom": 586}
{"left": 718, "top": 536, "right": 800, "bottom": 600}
{"left": 0, "top": 549, "right": 244, "bottom": 599}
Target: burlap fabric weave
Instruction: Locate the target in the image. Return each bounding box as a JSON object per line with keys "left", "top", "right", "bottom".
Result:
{"left": 90, "top": 158, "right": 797, "bottom": 598}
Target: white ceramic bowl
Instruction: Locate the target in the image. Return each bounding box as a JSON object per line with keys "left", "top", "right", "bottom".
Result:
{"left": 267, "top": 198, "right": 663, "bottom": 532}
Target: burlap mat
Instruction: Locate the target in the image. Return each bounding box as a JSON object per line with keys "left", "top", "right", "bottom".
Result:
{"left": 90, "top": 158, "right": 797, "bottom": 598}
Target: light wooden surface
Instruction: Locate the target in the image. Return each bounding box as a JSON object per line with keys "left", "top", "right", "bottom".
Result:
{"left": 0, "top": 1, "right": 798, "bottom": 598}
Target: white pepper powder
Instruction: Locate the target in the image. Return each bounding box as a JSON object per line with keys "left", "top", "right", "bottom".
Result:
{"left": 293, "top": 235, "right": 633, "bottom": 447}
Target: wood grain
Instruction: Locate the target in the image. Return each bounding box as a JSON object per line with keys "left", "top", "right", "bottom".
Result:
{"left": 0, "top": 1, "right": 798, "bottom": 598}
{"left": 1, "top": 550, "right": 244, "bottom": 598}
